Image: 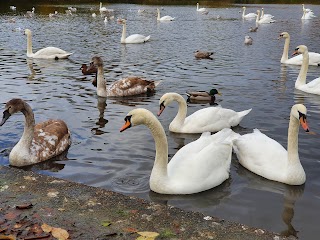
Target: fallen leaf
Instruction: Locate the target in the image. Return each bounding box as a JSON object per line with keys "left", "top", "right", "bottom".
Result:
{"left": 4, "top": 210, "right": 21, "bottom": 220}
{"left": 16, "top": 203, "right": 33, "bottom": 210}
{"left": 101, "top": 221, "right": 112, "bottom": 227}
{"left": 0, "top": 234, "right": 16, "bottom": 240}
{"left": 136, "top": 231, "right": 159, "bottom": 240}
{"left": 41, "top": 223, "right": 52, "bottom": 233}
{"left": 51, "top": 227, "right": 69, "bottom": 240}
{"left": 47, "top": 191, "right": 59, "bottom": 198}
{"left": 23, "top": 176, "right": 36, "bottom": 181}
{"left": 124, "top": 227, "right": 138, "bottom": 233}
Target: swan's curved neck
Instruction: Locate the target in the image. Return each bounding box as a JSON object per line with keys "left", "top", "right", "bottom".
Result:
{"left": 172, "top": 94, "right": 188, "bottom": 126}
{"left": 157, "top": 10, "right": 160, "bottom": 20}
{"left": 16, "top": 103, "right": 35, "bottom": 154}
{"left": 197, "top": 4, "right": 199, "bottom": 10}
{"left": 100, "top": 2, "right": 102, "bottom": 9}
{"left": 287, "top": 114, "right": 300, "bottom": 163}
{"left": 145, "top": 112, "right": 168, "bottom": 179}
{"left": 295, "top": 51, "right": 308, "bottom": 88}
{"left": 281, "top": 36, "right": 291, "bottom": 63}
{"left": 256, "top": 11, "right": 261, "bottom": 22}
{"left": 26, "top": 33, "right": 33, "bottom": 57}
{"left": 242, "top": 8, "right": 245, "bottom": 18}
{"left": 121, "top": 23, "right": 126, "bottom": 43}
{"left": 96, "top": 66, "right": 107, "bottom": 97}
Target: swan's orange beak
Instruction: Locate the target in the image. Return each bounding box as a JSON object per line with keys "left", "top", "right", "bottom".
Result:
{"left": 292, "top": 50, "right": 300, "bottom": 57}
{"left": 299, "top": 115, "right": 309, "bottom": 132}
{"left": 120, "top": 116, "right": 131, "bottom": 132}
{"left": 157, "top": 102, "right": 165, "bottom": 116}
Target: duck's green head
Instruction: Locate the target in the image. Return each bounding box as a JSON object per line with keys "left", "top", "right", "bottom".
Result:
{"left": 209, "top": 89, "right": 221, "bottom": 96}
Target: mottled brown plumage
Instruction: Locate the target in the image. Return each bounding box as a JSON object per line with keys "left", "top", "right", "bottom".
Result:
{"left": 194, "top": 50, "right": 214, "bottom": 59}
{"left": 0, "top": 99, "right": 71, "bottom": 167}
{"left": 91, "top": 56, "right": 161, "bottom": 97}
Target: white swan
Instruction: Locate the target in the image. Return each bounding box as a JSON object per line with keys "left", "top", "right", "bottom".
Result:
{"left": 256, "top": 10, "right": 275, "bottom": 24}
{"left": 91, "top": 56, "right": 161, "bottom": 97}
{"left": 242, "top": 7, "right": 257, "bottom": 19}
{"left": 99, "top": 2, "right": 108, "bottom": 12}
{"left": 279, "top": 32, "right": 320, "bottom": 66}
{"left": 118, "top": 19, "right": 150, "bottom": 44}
{"left": 233, "top": 104, "right": 309, "bottom": 185}
{"left": 157, "top": 8, "right": 175, "bottom": 21}
{"left": 302, "top": 3, "right": 315, "bottom": 17}
{"left": 120, "top": 108, "right": 239, "bottom": 194}
{"left": 293, "top": 45, "right": 320, "bottom": 95}
{"left": 0, "top": 99, "right": 71, "bottom": 167}
{"left": 301, "top": 9, "right": 316, "bottom": 19}
{"left": 261, "top": 8, "right": 274, "bottom": 19}
{"left": 157, "top": 92, "right": 252, "bottom": 133}
{"left": 196, "top": 3, "right": 207, "bottom": 12}
{"left": 24, "top": 29, "right": 72, "bottom": 59}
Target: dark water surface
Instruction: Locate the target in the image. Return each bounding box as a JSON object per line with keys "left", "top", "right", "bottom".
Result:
{"left": 0, "top": 3, "right": 320, "bottom": 239}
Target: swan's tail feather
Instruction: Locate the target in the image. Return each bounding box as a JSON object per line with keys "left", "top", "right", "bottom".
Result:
{"left": 238, "top": 108, "right": 252, "bottom": 119}
{"left": 144, "top": 35, "right": 151, "bottom": 42}
{"left": 153, "top": 80, "right": 162, "bottom": 87}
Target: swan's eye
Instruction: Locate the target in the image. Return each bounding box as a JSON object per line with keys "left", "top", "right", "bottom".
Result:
{"left": 280, "top": 34, "right": 283, "bottom": 37}
{"left": 295, "top": 47, "right": 299, "bottom": 51}
{"left": 160, "top": 101, "right": 165, "bottom": 109}
{"left": 298, "top": 111, "right": 306, "bottom": 121}
{"left": 124, "top": 115, "right": 132, "bottom": 122}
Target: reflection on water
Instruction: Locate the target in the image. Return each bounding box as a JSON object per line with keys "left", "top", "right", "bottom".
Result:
{"left": 0, "top": 2, "right": 319, "bottom": 239}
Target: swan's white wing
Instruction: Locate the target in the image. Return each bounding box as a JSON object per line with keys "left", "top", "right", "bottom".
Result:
{"left": 244, "top": 13, "right": 257, "bottom": 18}
{"left": 160, "top": 16, "right": 174, "bottom": 21}
{"left": 233, "top": 129, "right": 288, "bottom": 181}
{"left": 33, "top": 47, "right": 72, "bottom": 59}
{"left": 182, "top": 107, "right": 242, "bottom": 133}
{"left": 299, "top": 77, "right": 320, "bottom": 95}
{"left": 308, "top": 52, "right": 320, "bottom": 65}
{"left": 167, "top": 129, "right": 234, "bottom": 193}
{"left": 125, "top": 34, "right": 150, "bottom": 43}
{"left": 284, "top": 52, "right": 320, "bottom": 66}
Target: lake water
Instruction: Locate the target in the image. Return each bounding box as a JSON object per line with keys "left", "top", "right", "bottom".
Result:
{"left": 0, "top": 3, "right": 320, "bottom": 239}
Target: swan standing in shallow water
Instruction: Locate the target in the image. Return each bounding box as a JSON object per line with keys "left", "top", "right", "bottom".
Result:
{"left": 90, "top": 56, "right": 161, "bottom": 97}
{"left": 120, "top": 108, "right": 239, "bottom": 194}
{"left": 118, "top": 19, "right": 150, "bottom": 44}
{"left": 157, "top": 92, "right": 251, "bottom": 133}
{"left": 233, "top": 104, "right": 309, "bottom": 185}
{"left": 0, "top": 99, "right": 71, "bottom": 167}
{"left": 24, "top": 29, "right": 72, "bottom": 59}
{"left": 241, "top": 7, "right": 257, "bottom": 19}
{"left": 293, "top": 45, "right": 320, "bottom": 95}
{"left": 157, "top": 8, "right": 175, "bottom": 21}
{"left": 279, "top": 32, "right": 320, "bottom": 66}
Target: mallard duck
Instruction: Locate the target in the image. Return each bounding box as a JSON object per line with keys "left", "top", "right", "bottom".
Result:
{"left": 120, "top": 108, "right": 239, "bottom": 194}
{"left": 0, "top": 99, "right": 71, "bottom": 167}
{"left": 194, "top": 50, "right": 214, "bottom": 59}
{"left": 186, "top": 88, "right": 221, "bottom": 103}
{"left": 80, "top": 63, "right": 97, "bottom": 75}
{"left": 249, "top": 26, "right": 258, "bottom": 32}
